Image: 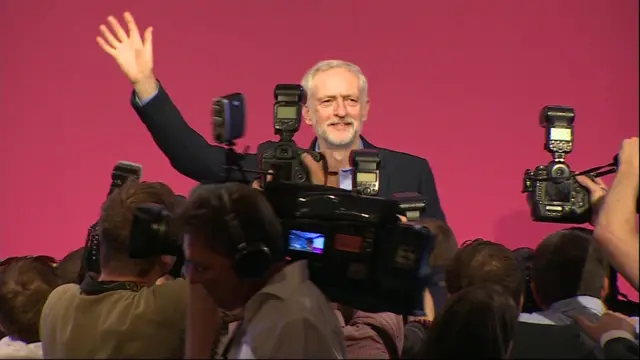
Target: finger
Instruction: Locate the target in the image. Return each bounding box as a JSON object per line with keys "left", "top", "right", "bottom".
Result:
{"left": 99, "top": 24, "right": 120, "bottom": 48}
{"left": 143, "top": 27, "right": 153, "bottom": 58}
{"left": 251, "top": 180, "right": 262, "bottom": 190}
{"left": 107, "top": 15, "right": 129, "bottom": 42}
{"left": 96, "top": 36, "right": 116, "bottom": 56}
{"left": 398, "top": 215, "right": 408, "bottom": 223}
{"left": 575, "top": 175, "right": 600, "bottom": 191}
{"left": 123, "top": 12, "right": 142, "bottom": 42}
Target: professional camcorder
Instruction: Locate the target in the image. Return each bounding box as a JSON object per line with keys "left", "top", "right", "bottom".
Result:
{"left": 129, "top": 180, "right": 435, "bottom": 315}
{"left": 128, "top": 86, "right": 435, "bottom": 315}
{"left": 522, "top": 105, "right": 625, "bottom": 224}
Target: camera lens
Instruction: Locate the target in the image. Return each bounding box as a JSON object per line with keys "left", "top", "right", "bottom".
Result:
{"left": 554, "top": 167, "right": 566, "bottom": 177}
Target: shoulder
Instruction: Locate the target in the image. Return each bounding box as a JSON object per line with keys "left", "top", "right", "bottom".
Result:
{"left": 44, "top": 283, "right": 80, "bottom": 308}
{"left": 376, "top": 146, "right": 433, "bottom": 170}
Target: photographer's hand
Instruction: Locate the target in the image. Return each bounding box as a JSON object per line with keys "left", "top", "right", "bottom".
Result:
{"left": 575, "top": 175, "right": 608, "bottom": 224}
{"left": 96, "top": 12, "right": 158, "bottom": 100}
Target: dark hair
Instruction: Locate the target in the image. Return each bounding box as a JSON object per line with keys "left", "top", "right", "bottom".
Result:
{"left": 446, "top": 239, "right": 524, "bottom": 307}
{"left": 531, "top": 228, "right": 608, "bottom": 308}
{"left": 0, "top": 257, "right": 61, "bottom": 343}
{"left": 99, "top": 180, "right": 176, "bottom": 277}
{"left": 424, "top": 283, "right": 519, "bottom": 359}
{"left": 56, "top": 247, "right": 85, "bottom": 284}
{"left": 512, "top": 247, "right": 540, "bottom": 313}
{"left": 176, "top": 183, "right": 283, "bottom": 259}
{"left": 416, "top": 218, "right": 458, "bottom": 268}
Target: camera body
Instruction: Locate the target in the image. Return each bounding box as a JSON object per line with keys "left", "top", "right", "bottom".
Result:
{"left": 259, "top": 84, "right": 323, "bottom": 183}
{"left": 350, "top": 149, "right": 381, "bottom": 196}
{"left": 522, "top": 106, "right": 592, "bottom": 224}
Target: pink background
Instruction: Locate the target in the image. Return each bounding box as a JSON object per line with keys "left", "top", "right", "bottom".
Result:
{"left": 1, "top": 1, "right": 638, "bottom": 297}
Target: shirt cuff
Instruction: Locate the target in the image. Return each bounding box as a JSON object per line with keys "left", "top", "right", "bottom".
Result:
{"left": 600, "top": 329, "right": 637, "bottom": 347}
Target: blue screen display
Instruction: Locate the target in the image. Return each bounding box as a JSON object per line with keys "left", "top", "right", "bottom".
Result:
{"left": 288, "top": 230, "right": 325, "bottom": 254}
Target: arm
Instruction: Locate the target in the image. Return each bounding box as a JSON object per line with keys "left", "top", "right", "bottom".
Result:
{"left": 602, "top": 334, "right": 639, "bottom": 359}
{"left": 419, "top": 159, "right": 446, "bottom": 221}
{"left": 131, "top": 79, "right": 258, "bottom": 183}
{"left": 593, "top": 165, "right": 639, "bottom": 290}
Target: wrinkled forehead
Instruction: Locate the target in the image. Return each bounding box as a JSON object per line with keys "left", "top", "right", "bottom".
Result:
{"left": 309, "top": 68, "right": 361, "bottom": 99}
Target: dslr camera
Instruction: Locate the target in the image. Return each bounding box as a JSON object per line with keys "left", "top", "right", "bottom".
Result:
{"left": 259, "top": 85, "right": 324, "bottom": 183}
{"left": 522, "top": 106, "right": 592, "bottom": 224}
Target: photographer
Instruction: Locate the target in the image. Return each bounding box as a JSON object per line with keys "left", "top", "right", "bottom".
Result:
{"left": 578, "top": 137, "right": 639, "bottom": 290}
{"left": 39, "top": 181, "right": 187, "bottom": 358}
{"left": 177, "top": 183, "right": 346, "bottom": 359}
{"left": 96, "top": 12, "right": 446, "bottom": 221}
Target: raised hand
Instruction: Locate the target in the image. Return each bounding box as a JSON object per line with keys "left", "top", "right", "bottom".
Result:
{"left": 97, "top": 12, "right": 154, "bottom": 86}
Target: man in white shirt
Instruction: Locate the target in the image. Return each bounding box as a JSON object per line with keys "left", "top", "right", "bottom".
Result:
{"left": 178, "top": 183, "right": 346, "bottom": 359}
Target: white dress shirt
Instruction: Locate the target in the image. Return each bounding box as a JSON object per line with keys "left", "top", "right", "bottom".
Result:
{"left": 224, "top": 260, "right": 346, "bottom": 359}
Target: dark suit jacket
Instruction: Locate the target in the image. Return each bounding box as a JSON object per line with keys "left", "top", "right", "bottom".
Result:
{"left": 510, "top": 322, "right": 602, "bottom": 359}
{"left": 603, "top": 336, "right": 639, "bottom": 359}
{"left": 131, "top": 83, "right": 446, "bottom": 220}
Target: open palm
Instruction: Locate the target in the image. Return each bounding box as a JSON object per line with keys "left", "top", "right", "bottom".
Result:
{"left": 97, "top": 12, "right": 154, "bottom": 84}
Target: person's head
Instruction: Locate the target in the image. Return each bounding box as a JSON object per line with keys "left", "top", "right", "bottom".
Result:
{"left": 177, "top": 183, "right": 284, "bottom": 310}
{"left": 0, "top": 257, "right": 61, "bottom": 343}
{"left": 446, "top": 239, "right": 524, "bottom": 309}
{"left": 424, "top": 284, "right": 519, "bottom": 359}
{"left": 99, "top": 180, "right": 177, "bottom": 282}
{"left": 531, "top": 228, "right": 608, "bottom": 309}
{"left": 512, "top": 247, "right": 540, "bottom": 313}
{"left": 416, "top": 218, "right": 458, "bottom": 268}
{"left": 56, "top": 247, "right": 85, "bottom": 284}
{"left": 301, "top": 60, "right": 370, "bottom": 149}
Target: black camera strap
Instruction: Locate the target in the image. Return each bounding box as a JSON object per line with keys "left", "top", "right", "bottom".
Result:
{"left": 368, "top": 324, "right": 399, "bottom": 359}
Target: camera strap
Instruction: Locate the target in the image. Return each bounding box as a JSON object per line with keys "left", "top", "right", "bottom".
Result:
{"left": 574, "top": 160, "right": 617, "bottom": 178}
{"left": 368, "top": 324, "right": 400, "bottom": 359}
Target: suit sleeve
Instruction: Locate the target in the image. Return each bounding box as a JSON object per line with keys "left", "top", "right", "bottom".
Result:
{"left": 418, "top": 159, "right": 446, "bottom": 221}
{"left": 130, "top": 82, "right": 258, "bottom": 183}
{"left": 603, "top": 337, "right": 639, "bottom": 359}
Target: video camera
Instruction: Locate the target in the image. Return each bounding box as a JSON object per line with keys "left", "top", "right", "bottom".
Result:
{"left": 522, "top": 105, "right": 632, "bottom": 224}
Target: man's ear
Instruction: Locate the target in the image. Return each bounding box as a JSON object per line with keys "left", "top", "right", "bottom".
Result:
{"left": 160, "top": 255, "right": 176, "bottom": 273}
{"left": 362, "top": 98, "right": 371, "bottom": 122}
{"left": 303, "top": 105, "right": 312, "bottom": 126}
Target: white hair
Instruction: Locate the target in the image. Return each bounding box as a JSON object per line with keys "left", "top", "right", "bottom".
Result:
{"left": 301, "top": 60, "right": 369, "bottom": 102}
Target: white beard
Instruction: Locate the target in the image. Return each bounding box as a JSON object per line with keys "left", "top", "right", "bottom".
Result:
{"left": 313, "top": 116, "right": 362, "bottom": 148}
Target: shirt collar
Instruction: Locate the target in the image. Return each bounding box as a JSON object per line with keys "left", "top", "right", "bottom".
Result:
{"left": 547, "top": 295, "right": 606, "bottom": 316}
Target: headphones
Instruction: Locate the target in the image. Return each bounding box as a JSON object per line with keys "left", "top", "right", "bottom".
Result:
{"left": 219, "top": 188, "right": 277, "bottom": 279}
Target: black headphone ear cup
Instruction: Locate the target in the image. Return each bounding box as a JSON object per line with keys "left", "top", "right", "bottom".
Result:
{"left": 234, "top": 245, "right": 272, "bottom": 279}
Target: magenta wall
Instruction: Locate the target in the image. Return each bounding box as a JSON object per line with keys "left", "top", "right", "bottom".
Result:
{"left": 1, "top": 1, "right": 638, "bottom": 297}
